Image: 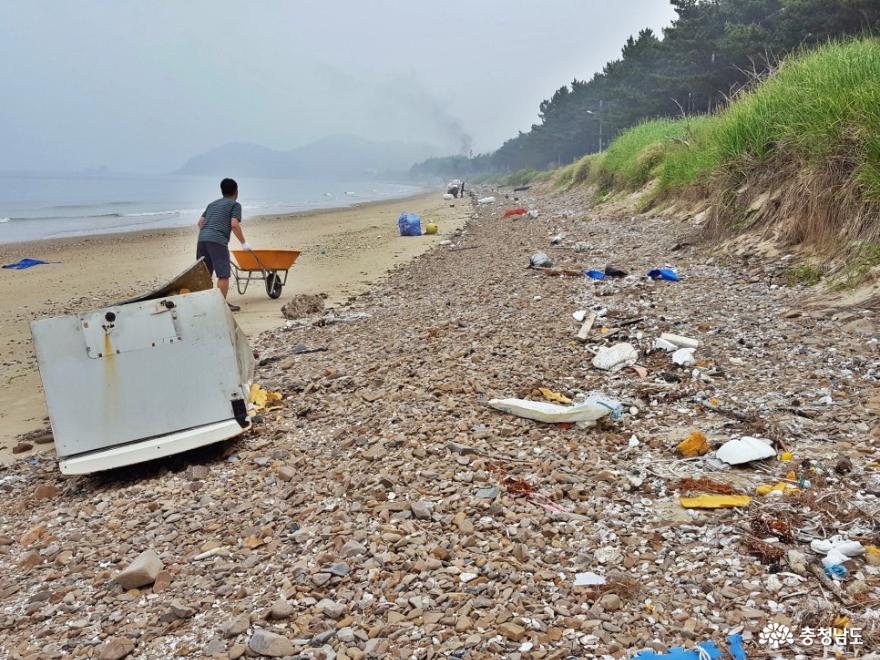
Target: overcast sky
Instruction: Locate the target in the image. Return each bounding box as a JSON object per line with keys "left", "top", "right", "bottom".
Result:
{"left": 0, "top": 1, "right": 676, "bottom": 173}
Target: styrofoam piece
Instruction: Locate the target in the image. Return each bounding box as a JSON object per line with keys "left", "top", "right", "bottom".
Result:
{"left": 660, "top": 333, "right": 700, "bottom": 349}
{"left": 478, "top": 196, "right": 496, "bottom": 204}
{"left": 488, "top": 392, "right": 620, "bottom": 424}
{"left": 573, "top": 310, "right": 587, "bottom": 322}
{"left": 716, "top": 436, "right": 776, "bottom": 465}
{"left": 672, "top": 347, "right": 696, "bottom": 366}
{"left": 654, "top": 338, "right": 678, "bottom": 352}
{"left": 574, "top": 572, "right": 606, "bottom": 586}
{"left": 592, "top": 343, "right": 638, "bottom": 372}
{"left": 811, "top": 536, "right": 865, "bottom": 557}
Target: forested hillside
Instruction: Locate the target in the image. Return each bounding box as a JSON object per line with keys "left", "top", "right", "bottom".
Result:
{"left": 412, "top": 0, "right": 880, "bottom": 178}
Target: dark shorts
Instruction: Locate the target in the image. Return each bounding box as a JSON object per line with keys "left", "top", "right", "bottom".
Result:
{"left": 196, "top": 241, "right": 231, "bottom": 279}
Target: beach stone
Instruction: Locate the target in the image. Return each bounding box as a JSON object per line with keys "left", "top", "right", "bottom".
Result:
{"left": 228, "top": 644, "right": 246, "bottom": 660}
{"left": 326, "top": 562, "right": 349, "bottom": 577}
{"left": 33, "top": 484, "right": 60, "bottom": 500}
{"left": 12, "top": 442, "right": 32, "bottom": 454}
{"left": 276, "top": 465, "right": 296, "bottom": 482}
{"left": 269, "top": 598, "right": 293, "bottom": 619}
{"left": 203, "top": 638, "right": 226, "bottom": 656}
{"left": 113, "top": 549, "right": 163, "bottom": 589}
{"left": 318, "top": 598, "right": 345, "bottom": 619}
{"left": 498, "top": 622, "right": 527, "bottom": 641}
{"left": 410, "top": 501, "right": 431, "bottom": 520}
{"left": 98, "top": 637, "right": 135, "bottom": 660}
{"left": 341, "top": 539, "right": 367, "bottom": 557}
{"left": 248, "top": 629, "right": 295, "bottom": 657}
{"left": 221, "top": 614, "right": 250, "bottom": 638}
{"left": 600, "top": 594, "right": 622, "bottom": 612}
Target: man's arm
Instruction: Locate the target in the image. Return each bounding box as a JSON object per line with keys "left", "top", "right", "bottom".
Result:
{"left": 197, "top": 215, "right": 206, "bottom": 229}
{"left": 231, "top": 218, "right": 247, "bottom": 245}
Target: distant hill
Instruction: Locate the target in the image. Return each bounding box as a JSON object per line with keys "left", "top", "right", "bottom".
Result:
{"left": 177, "top": 135, "right": 441, "bottom": 179}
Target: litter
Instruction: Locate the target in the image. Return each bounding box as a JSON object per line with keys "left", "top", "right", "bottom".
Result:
{"left": 535, "top": 388, "right": 572, "bottom": 404}
{"left": 529, "top": 252, "right": 553, "bottom": 268}
{"left": 648, "top": 268, "right": 680, "bottom": 282}
{"left": 573, "top": 572, "right": 606, "bottom": 586}
{"left": 397, "top": 212, "right": 422, "bottom": 237}
{"left": 442, "top": 193, "right": 454, "bottom": 200}
{"left": 653, "top": 338, "right": 678, "bottom": 352}
{"left": 672, "top": 347, "right": 696, "bottom": 366}
{"left": 716, "top": 436, "right": 776, "bottom": 465}
{"left": 504, "top": 208, "right": 528, "bottom": 218}
{"left": 755, "top": 482, "right": 798, "bottom": 496}
{"left": 585, "top": 270, "right": 606, "bottom": 280}
{"left": 592, "top": 343, "right": 638, "bottom": 372}
{"left": 424, "top": 222, "right": 438, "bottom": 235}
{"left": 659, "top": 333, "right": 700, "bottom": 349}
{"left": 677, "top": 477, "right": 737, "bottom": 495}
{"left": 576, "top": 312, "right": 597, "bottom": 342}
{"left": 676, "top": 431, "right": 709, "bottom": 457}
{"left": 550, "top": 234, "right": 564, "bottom": 245}
{"left": 810, "top": 536, "right": 865, "bottom": 566}
{"left": 679, "top": 495, "right": 752, "bottom": 508}
{"left": 604, "top": 265, "right": 628, "bottom": 278}
{"left": 632, "top": 634, "right": 745, "bottom": 660}
{"left": 528, "top": 210, "right": 539, "bottom": 219}
{"left": 572, "top": 310, "right": 587, "bottom": 322}
{"left": 488, "top": 392, "right": 621, "bottom": 424}
{"left": 249, "top": 383, "right": 282, "bottom": 412}
{"left": 477, "top": 196, "right": 496, "bottom": 204}
{"left": 2, "top": 258, "right": 50, "bottom": 270}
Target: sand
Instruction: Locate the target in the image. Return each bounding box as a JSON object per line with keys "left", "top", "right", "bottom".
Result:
{"left": 0, "top": 191, "right": 469, "bottom": 462}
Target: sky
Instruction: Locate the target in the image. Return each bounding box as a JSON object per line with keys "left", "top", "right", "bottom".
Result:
{"left": 0, "top": 1, "right": 677, "bottom": 173}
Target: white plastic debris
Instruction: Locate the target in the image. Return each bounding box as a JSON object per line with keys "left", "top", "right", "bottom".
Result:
{"left": 528, "top": 209, "right": 539, "bottom": 219}
{"left": 488, "top": 392, "right": 620, "bottom": 424}
{"left": 811, "top": 536, "right": 865, "bottom": 559}
{"left": 572, "top": 310, "right": 587, "bottom": 323}
{"left": 529, "top": 252, "right": 553, "bottom": 268}
{"left": 550, "top": 234, "right": 564, "bottom": 245}
{"left": 573, "top": 572, "right": 607, "bottom": 586}
{"left": 477, "top": 196, "right": 496, "bottom": 204}
{"left": 653, "top": 338, "right": 678, "bottom": 352}
{"left": 592, "top": 343, "right": 638, "bottom": 372}
{"left": 716, "top": 436, "right": 776, "bottom": 465}
{"left": 672, "top": 347, "right": 696, "bottom": 366}
{"left": 443, "top": 193, "right": 455, "bottom": 200}
{"left": 659, "top": 333, "right": 700, "bottom": 349}
{"left": 459, "top": 572, "right": 478, "bottom": 583}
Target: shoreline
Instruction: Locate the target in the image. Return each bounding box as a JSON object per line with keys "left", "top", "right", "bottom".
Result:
{"left": 0, "top": 189, "right": 470, "bottom": 460}
{"left": 0, "top": 189, "right": 430, "bottom": 251}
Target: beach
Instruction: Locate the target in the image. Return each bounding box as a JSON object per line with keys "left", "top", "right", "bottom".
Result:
{"left": 0, "top": 191, "right": 469, "bottom": 460}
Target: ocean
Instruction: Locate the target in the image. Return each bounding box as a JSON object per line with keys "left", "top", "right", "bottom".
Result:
{"left": 0, "top": 173, "right": 425, "bottom": 244}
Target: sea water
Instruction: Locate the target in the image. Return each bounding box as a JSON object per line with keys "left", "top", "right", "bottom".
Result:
{"left": 0, "top": 173, "right": 424, "bottom": 244}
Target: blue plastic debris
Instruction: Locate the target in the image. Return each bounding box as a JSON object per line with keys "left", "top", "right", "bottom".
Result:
{"left": 631, "top": 634, "right": 745, "bottom": 660}
{"left": 825, "top": 563, "right": 847, "bottom": 579}
{"left": 397, "top": 212, "right": 422, "bottom": 237}
{"left": 2, "top": 258, "right": 50, "bottom": 270}
{"left": 647, "top": 268, "right": 680, "bottom": 282}
{"left": 585, "top": 270, "right": 606, "bottom": 280}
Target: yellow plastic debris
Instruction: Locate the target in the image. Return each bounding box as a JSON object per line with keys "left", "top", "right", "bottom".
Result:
{"left": 537, "top": 388, "right": 572, "bottom": 405}
{"left": 676, "top": 431, "right": 709, "bottom": 457}
{"left": 679, "top": 495, "right": 752, "bottom": 509}
{"left": 780, "top": 451, "right": 793, "bottom": 461}
{"left": 834, "top": 614, "right": 850, "bottom": 628}
{"left": 786, "top": 470, "right": 797, "bottom": 481}
{"left": 249, "top": 383, "right": 282, "bottom": 411}
{"left": 756, "top": 482, "right": 799, "bottom": 496}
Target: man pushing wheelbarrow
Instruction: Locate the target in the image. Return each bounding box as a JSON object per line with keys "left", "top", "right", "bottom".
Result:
{"left": 197, "top": 177, "right": 252, "bottom": 312}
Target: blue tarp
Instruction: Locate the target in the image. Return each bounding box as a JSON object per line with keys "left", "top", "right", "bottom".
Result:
{"left": 647, "top": 268, "right": 680, "bottom": 282}
{"left": 2, "top": 258, "right": 50, "bottom": 270}
{"left": 585, "top": 270, "right": 606, "bottom": 280}
{"left": 631, "top": 634, "right": 745, "bottom": 660}
{"left": 398, "top": 212, "right": 422, "bottom": 237}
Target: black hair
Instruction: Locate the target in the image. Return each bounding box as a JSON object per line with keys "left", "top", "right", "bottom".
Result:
{"left": 220, "top": 178, "right": 238, "bottom": 196}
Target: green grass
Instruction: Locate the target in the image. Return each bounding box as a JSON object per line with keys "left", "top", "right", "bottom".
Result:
{"left": 836, "top": 241, "right": 880, "bottom": 288}
{"left": 577, "top": 39, "right": 880, "bottom": 202}
{"left": 785, "top": 264, "right": 824, "bottom": 286}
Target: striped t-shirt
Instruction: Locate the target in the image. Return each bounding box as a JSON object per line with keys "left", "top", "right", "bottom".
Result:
{"left": 198, "top": 197, "right": 242, "bottom": 246}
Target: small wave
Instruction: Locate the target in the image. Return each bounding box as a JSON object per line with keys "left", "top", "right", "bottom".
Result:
{"left": 121, "top": 209, "right": 195, "bottom": 218}
{"left": 0, "top": 217, "right": 9, "bottom": 223}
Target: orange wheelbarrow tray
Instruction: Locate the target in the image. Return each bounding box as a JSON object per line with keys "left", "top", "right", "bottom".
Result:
{"left": 230, "top": 249, "right": 301, "bottom": 299}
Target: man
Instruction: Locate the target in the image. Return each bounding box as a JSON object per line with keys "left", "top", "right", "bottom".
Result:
{"left": 196, "top": 178, "right": 251, "bottom": 311}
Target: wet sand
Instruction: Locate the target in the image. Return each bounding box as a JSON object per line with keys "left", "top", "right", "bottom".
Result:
{"left": 0, "top": 191, "right": 469, "bottom": 462}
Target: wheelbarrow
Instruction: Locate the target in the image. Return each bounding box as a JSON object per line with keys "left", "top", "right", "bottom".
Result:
{"left": 230, "top": 249, "right": 301, "bottom": 299}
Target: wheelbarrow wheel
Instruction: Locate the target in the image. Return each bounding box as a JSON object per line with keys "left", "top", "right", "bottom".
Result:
{"left": 266, "top": 272, "right": 283, "bottom": 299}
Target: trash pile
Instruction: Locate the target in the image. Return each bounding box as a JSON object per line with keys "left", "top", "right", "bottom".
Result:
{"left": 0, "top": 183, "right": 877, "bottom": 658}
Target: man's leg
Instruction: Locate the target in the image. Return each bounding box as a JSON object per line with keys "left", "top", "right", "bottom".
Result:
{"left": 217, "top": 277, "right": 230, "bottom": 298}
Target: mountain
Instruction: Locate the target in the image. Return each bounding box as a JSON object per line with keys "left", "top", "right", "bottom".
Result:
{"left": 177, "top": 135, "right": 441, "bottom": 178}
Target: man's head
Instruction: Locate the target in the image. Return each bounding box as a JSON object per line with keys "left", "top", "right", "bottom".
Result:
{"left": 220, "top": 178, "right": 238, "bottom": 199}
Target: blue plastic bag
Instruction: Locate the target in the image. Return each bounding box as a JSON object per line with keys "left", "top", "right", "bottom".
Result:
{"left": 647, "top": 268, "right": 680, "bottom": 282}
{"left": 2, "top": 258, "right": 50, "bottom": 270}
{"left": 585, "top": 270, "right": 606, "bottom": 280}
{"left": 398, "top": 213, "right": 422, "bottom": 237}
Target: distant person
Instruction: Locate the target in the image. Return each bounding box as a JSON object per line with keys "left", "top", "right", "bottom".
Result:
{"left": 196, "top": 177, "right": 251, "bottom": 312}
{"left": 460, "top": 181, "right": 465, "bottom": 197}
